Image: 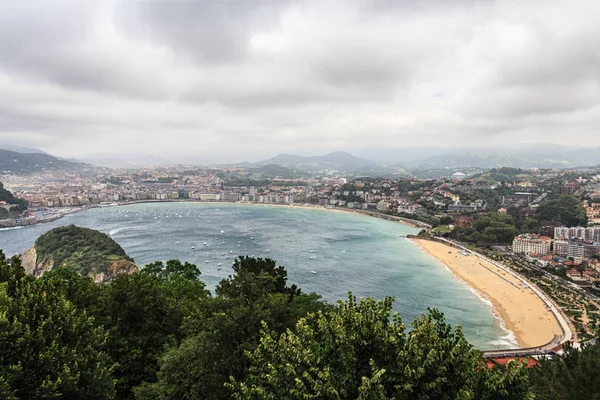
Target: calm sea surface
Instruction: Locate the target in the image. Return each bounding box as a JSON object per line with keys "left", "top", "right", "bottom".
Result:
{"left": 0, "top": 203, "right": 516, "bottom": 349}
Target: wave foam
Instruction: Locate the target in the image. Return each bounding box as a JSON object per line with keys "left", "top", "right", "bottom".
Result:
{"left": 0, "top": 226, "right": 24, "bottom": 231}
{"left": 109, "top": 227, "right": 126, "bottom": 236}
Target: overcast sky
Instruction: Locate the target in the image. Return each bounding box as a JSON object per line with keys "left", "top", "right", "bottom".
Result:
{"left": 0, "top": 0, "right": 599, "bottom": 162}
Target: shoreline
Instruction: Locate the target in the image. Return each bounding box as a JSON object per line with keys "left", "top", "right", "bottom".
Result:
{"left": 1, "top": 200, "right": 428, "bottom": 231}
{"left": 106, "top": 200, "right": 430, "bottom": 229}
{"left": 409, "top": 237, "right": 563, "bottom": 349}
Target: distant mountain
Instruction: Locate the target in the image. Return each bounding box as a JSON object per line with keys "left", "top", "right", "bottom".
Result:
{"left": 353, "top": 145, "right": 600, "bottom": 169}
{"left": 0, "top": 149, "right": 89, "bottom": 173}
{"left": 257, "top": 151, "right": 374, "bottom": 172}
{"left": 0, "top": 145, "right": 50, "bottom": 155}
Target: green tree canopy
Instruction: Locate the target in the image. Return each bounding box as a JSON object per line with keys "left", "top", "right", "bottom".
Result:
{"left": 535, "top": 195, "right": 587, "bottom": 227}
{"left": 0, "top": 251, "right": 115, "bottom": 399}
{"left": 530, "top": 341, "right": 600, "bottom": 400}
{"left": 135, "top": 257, "right": 328, "bottom": 400}
{"left": 35, "top": 225, "right": 134, "bottom": 276}
{"left": 0, "top": 182, "right": 28, "bottom": 211}
{"left": 230, "top": 294, "right": 531, "bottom": 400}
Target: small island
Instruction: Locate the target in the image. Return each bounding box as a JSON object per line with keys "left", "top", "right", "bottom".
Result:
{"left": 20, "top": 225, "right": 137, "bottom": 282}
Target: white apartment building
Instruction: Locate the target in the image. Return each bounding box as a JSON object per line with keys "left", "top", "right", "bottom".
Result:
{"left": 512, "top": 234, "right": 551, "bottom": 256}
{"left": 554, "top": 226, "right": 600, "bottom": 241}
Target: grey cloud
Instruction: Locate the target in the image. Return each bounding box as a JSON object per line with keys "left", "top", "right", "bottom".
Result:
{"left": 0, "top": 0, "right": 599, "bottom": 159}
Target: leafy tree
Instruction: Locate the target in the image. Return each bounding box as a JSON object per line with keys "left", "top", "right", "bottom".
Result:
{"left": 530, "top": 342, "right": 600, "bottom": 400}
{"left": 216, "top": 256, "right": 301, "bottom": 301}
{"left": 454, "top": 212, "right": 519, "bottom": 245}
{"left": 135, "top": 257, "right": 328, "bottom": 400}
{"left": 231, "top": 294, "right": 532, "bottom": 400}
{"left": 535, "top": 195, "right": 587, "bottom": 227}
{"left": 102, "top": 263, "right": 207, "bottom": 399}
{"left": 0, "top": 251, "right": 115, "bottom": 399}
{"left": 520, "top": 217, "right": 540, "bottom": 234}
{"left": 439, "top": 215, "right": 454, "bottom": 225}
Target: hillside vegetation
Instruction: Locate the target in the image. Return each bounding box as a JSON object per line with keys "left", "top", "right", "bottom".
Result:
{"left": 470, "top": 167, "right": 538, "bottom": 183}
{"left": 0, "top": 251, "right": 599, "bottom": 399}
{"left": 0, "top": 149, "right": 86, "bottom": 173}
{"left": 0, "top": 182, "right": 27, "bottom": 219}
{"left": 35, "top": 225, "right": 134, "bottom": 275}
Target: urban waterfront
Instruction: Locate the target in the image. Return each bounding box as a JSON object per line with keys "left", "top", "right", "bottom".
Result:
{"left": 0, "top": 202, "right": 515, "bottom": 350}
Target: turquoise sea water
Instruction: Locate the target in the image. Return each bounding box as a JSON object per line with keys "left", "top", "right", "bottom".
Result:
{"left": 0, "top": 203, "right": 516, "bottom": 349}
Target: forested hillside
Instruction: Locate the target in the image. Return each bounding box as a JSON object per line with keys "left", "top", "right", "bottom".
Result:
{"left": 0, "top": 182, "right": 27, "bottom": 219}
{"left": 34, "top": 225, "right": 134, "bottom": 276}
{"left": 1, "top": 248, "right": 598, "bottom": 399}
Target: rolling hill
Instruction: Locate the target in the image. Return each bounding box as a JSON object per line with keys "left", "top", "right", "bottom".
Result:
{"left": 257, "top": 151, "right": 375, "bottom": 172}
{"left": 0, "top": 149, "right": 89, "bottom": 173}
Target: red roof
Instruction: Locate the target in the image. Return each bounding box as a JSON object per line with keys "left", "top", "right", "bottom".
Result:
{"left": 486, "top": 357, "right": 539, "bottom": 369}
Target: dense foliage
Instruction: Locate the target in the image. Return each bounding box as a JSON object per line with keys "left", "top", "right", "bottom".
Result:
{"left": 452, "top": 212, "right": 519, "bottom": 245}
{"left": 0, "top": 253, "right": 115, "bottom": 399}
{"left": 530, "top": 342, "right": 600, "bottom": 399}
{"left": 231, "top": 295, "right": 531, "bottom": 400}
{"left": 1, "top": 243, "right": 600, "bottom": 399}
{"left": 535, "top": 195, "right": 587, "bottom": 227}
{"left": 35, "top": 225, "right": 134, "bottom": 275}
{"left": 0, "top": 182, "right": 27, "bottom": 213}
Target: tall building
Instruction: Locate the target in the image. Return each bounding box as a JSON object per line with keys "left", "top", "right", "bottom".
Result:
{"left": 512, "top": 234, "right": 551, "bottom": 256}
{"left": 554, "top": 226, "right": 600, "bottom": 241}
{"left": 553, "top": 240, "right": 569, "bottom": 256}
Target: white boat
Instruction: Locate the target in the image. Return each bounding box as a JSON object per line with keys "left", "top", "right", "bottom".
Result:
{"left": 266, "top": 249, "right": 270, "bottom": 253}
{"left": 217, "top": 263, "right": 222, "bottom": 266}
{"left": 309, "top": 256, "right": 317, "bottom": 260}
{"left": 205, "top": 260, "right": 210, "bottom": 263}
{"left": 203, "top": 242, "right": 208, "bottom": 246}
{"left": 310, "top": 250, "right": 315, "bottom": 253}
{"left": 311, "top": 271, "right": 317, "bottom": 274}
{"left": 191, "top": 246, "right": 195, "bottom": 250}
{"left": 221, "top": 230, "right": 225, "bottom": 234}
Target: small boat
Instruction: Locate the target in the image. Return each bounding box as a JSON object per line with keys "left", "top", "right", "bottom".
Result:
{"left": 266, "top": 250, "right": 270, "bottom": 253}
{"left": 205, "top": 260, "right": 210, "bottom": 263}
{"left": 309, "top": 256, "right": 317, "bottom": 260}
{"left": 217, "top": 263, "right": 222, "bottom": 266}
{"left": 310, "top": 250, "right": 315, "bottom": 253}
{"left": 191, "top": 246, "right": 195, "bottom": 250}
{"left": 311, "top": 271, "right": 317, "bottom": 274}
{"left": 203, "top": 242, "right": 208, "bottom": 246}
{"left": 221, "top": 230, "right": 225, "bottom": 234}
{"left": 176, "top": 241, "right": 179, "bottom": 244}
{"left": 221, "top": 241, "right": 226, "bottom": 244}
{"left": 238, "top": 241, "right": 241, "bottom": 244}
{"left": 250, "top": 237, "right": 254, "bottom": 240}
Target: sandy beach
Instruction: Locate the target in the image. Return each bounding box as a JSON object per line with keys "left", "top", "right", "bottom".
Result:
{"left": 411, "top": 238, "right": 562, "bottom": 348}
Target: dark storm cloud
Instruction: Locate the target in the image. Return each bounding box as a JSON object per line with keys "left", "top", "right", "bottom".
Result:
{"left": 0, "top": 0, "right": 599, "bottom": 159}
